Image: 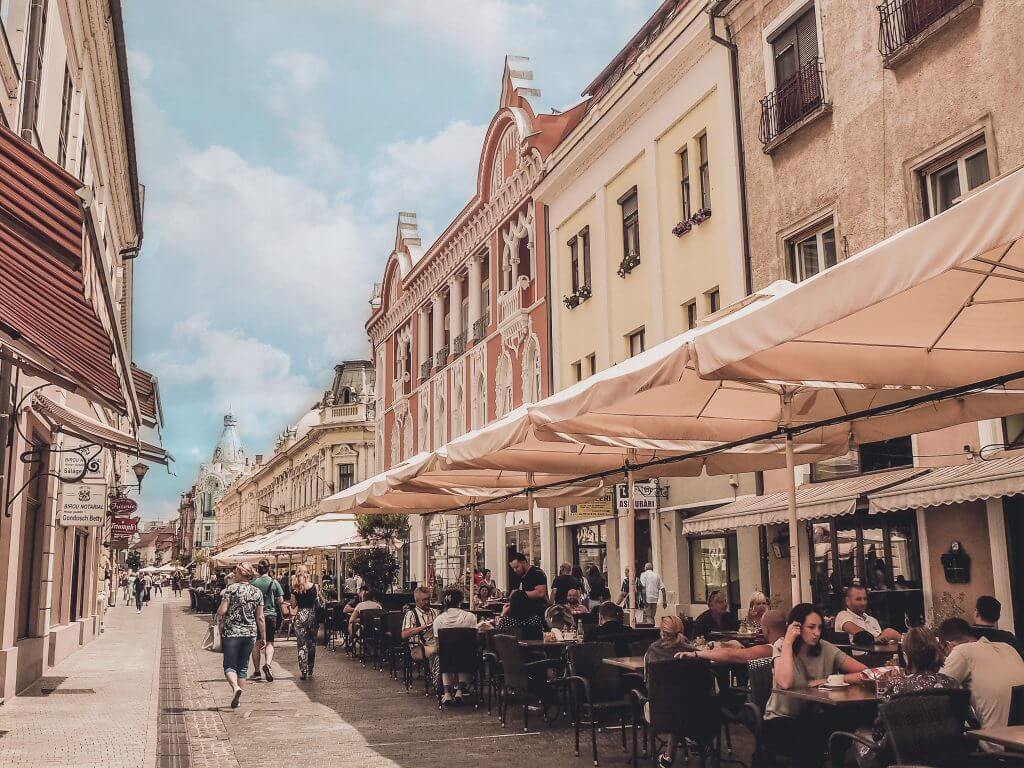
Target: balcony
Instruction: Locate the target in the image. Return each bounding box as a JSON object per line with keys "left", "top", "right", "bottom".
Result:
{"left": 759, "top": 58, "right": 829, "bottom": 153}
{"left": 472, "top": 311, "right": 490, "bottom": 342}
{"left": 878, "top": 0, "right": 978, "bottom": 66}
{"left": 420, "top": 359, "right": 432, "bottom": 382}
{"left": 452, "top": 330, "right": 467, "bottom": 357}
{"left": 319, "top": 402, "right": 367, "bottom": 424}
{"left": 435, "top": 346, "right": 449, "bottom": 369}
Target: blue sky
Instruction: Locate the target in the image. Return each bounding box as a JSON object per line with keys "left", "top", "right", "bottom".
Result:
{"left": 123, "top": 0, "right": 663, "bottom": 520}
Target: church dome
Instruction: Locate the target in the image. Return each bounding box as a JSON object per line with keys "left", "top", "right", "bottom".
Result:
{"left": 211, "top": 412, "right": 248, "bottom": 466}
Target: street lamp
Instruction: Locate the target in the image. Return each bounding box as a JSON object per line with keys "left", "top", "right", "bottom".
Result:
{"left": 132, "top": 461, "right": 149, "bottom": 490}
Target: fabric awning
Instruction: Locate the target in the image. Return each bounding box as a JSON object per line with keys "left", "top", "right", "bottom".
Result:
{"left": 680, "top": 466, "right": 928, "bottom": 534}
{"left": 0, "top": 124, "right": 137, "bottom": 419}
{"left": 253, "top": 514, "right": 365, "bottom": 552}
{"left": 131, "top": 364, "right": 163, "bottom": 428}
{"left": 693, "top": 166, "right": 1024, "bottom": 387}
{"left": 868, "top": 454, "right": 1024, "bottom": 513}
{"left": 32, "top": 394, "right": 170, "bottom": 464}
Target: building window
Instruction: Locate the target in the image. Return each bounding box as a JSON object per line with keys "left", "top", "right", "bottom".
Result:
{"left": 771, "top": 6, "right": 819, "bottom": 90}
{"left": 761, "top": 5, "right": 825, "bottom": 147}
{"left": 698, "top": 133, "right": 710, "bottom": 210}
{"left": 627, "top": 327, "right": 645, "bottom": 358}
{"left": 706, "top": 288, "right": 720, "bottom": 314}
{"left": 337, "top": 463, "right": 354, "bottom": 491}
{"left": 568, "top": 236, "right": 580, "bottom": 294}
{"left": 572, "top": 360, "right": 583, "bottom": 383}
{"left": 689, "top": 533, "right": 739, "bottom": 607}
{"left": 811, "top": 435, "right": 914, "bottom": 482}
{"left": 586, "top": 353, "right": 597, "bottom": 377}
{"left": 680, "top": 148, "right": 691, "bottom": 219}
{"left": 619, "top": 187, "right": 640, "bottom": 265}
{"left": 683, "top": 299, "right": 698, "bottom": 330}
{"left": 580, "top": 226, "right": 592, "bottom": 290}
{"left": 788, "top": 219, "right": 837, "bottom": 282}
{"left": 57, "top": 67, "right": 73, "bottom": 168}
{"left": 78, "top": 142, "right": 88, "bottom": 184}
{"left": 1004, "top": 414, "right": 1024, "bottom": 448}
{"left": 572, "top": 523, "right": 607, "bottom": 572}
{"left": 921, "top": 140, "right": 990, "bottom": 218}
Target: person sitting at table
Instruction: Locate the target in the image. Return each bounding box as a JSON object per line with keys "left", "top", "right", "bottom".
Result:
{"left": 679, "top": 609, "right": 786, "bottom": 665}
{"left": 494, "top": 589, "right": 545, "bottom": 640}
{"left": 433, "top": 588, "right": 478, "bottom": 704}
{"left": 971, "top": 595, "right": 1024, "bottom": 659}
{"left": 551, "top": 563, "right": 579, "bottom": 605}
{"left": 691, "top": 590, "right": 740, "bottom": 639}
{"left": 766, "top": 602, "right": 867, "bottom": 765}
{"left": 745, "top": 591, "right": 769, "bottom": 632}
{"left": 565, "top": 588, "right": 589, "bottom": 615}
{"left": 938, "top": 617, "right": 1024, "bottom": 740}
{"left": 645, "top": 615, "right": 689, "bottom": 667}
{"left": 401, "top": 585, "right": 439, "bottom": 667}
{"left": 587, "top": 601, "right": 640, "bottom": 654}
{"left": 834, "top": 583, "right": 902, "bottom": 643}
{"left": 544, "top": 604, "right": 575, "bottom": 632}
{"left": 476, "top": 583, "right": 493, "bottom": 605}
{"left": 852, "top": 626, "right": 960, "bottom": 768}
{"left": 347, "top": 588, "right": 382, "bottom": 634}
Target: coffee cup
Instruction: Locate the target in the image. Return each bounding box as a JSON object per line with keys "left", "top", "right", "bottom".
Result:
{"left": 826, "top": 674, "right": 845, "bottom": 686}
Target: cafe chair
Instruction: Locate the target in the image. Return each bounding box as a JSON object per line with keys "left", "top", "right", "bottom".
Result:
{"left": 630, "top": 658, "right": 721, "bottom": 768}
{"left": 1009, "top": 683, "right": 1024, "bottom": 726}
{"left": 352, "top": 608, "right": 385, "bottom": 667}
{"left": 564, "top": 642, "right": 631, "bottom": 766}
{"left": 492, "top": 634, "right": 563, "bottom": 732}
{"left": 382, "top": 611, "right": 407, "bottom": 680}
{"left": 822, "top": 628, "right": 849, "bottom": 645}
{"left": 628, "top": 638, "right": 655, "bottom": 657}
{"left": 733, "top": 656, "right": 776, "bottom": 767}
{"left": 435, "top": 628, "right": 480, "bottom": 709}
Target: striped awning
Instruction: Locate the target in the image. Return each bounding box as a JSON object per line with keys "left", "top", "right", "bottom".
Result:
{"left": 869, "top": 454, "right": 1024, "bottom": 513}
{"left": 681, "top": 466, "right": 929, "bottom": 534}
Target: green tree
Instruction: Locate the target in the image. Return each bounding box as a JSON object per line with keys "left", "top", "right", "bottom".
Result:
{"left": 356, "top": 513, "right": 410, "bottom": 544}
{"left": 125, "top": 550, "right": 141, "bottom": 571}
{"left": 348, "top": 547, "right": 399, "bottom": 593}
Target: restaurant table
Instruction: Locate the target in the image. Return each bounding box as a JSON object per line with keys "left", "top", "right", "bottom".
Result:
{"left": 772, "top": 684, "right": 881, "bottom": 706}
{"left": 969, "top": 726, "right": 1024, "bottom": 752}
{"left": 850, "top": 642, "right": 900, "bottom": 655}
{"left": 518, "top": 639, "right": 578, "bottom": 649}
{"left": 603, "top": 656, "right": 645, "bottom": 673}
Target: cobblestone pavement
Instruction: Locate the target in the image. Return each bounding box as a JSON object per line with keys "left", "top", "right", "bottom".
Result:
{"left": 0, "top": 593, "right": 164, "bottom": 768}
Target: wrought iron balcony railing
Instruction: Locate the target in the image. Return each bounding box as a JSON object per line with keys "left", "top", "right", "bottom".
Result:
{"left": 472, "top": 312, "right": 490, "bottom": 342}
{"left": 759, "top": 58, "right": 827, "bottom": 149}
{"left": 420, "top": 359, "right": 432, "bottom": 382}
{"left": 435, "top": 346, "right": 449, "bottom": 369}
{"left": 452, "top": 331, "right": 467, "bottom": 357}
{"left": 878, "top": 0, "right": 969, "bottom": 59}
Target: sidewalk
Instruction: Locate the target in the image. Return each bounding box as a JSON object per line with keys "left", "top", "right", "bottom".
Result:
{"left": 0, "top": 593, "right": 165, "bottom": 768}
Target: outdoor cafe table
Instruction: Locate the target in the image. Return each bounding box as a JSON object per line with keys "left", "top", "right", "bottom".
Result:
{"left": 772, "top": 684, "right": 881, "bottom": 707}
{"left": 969, "top": 726, "right": 1024, "bottom": 752}
{"left": 604, "top": 656, "right": 645, "bottom": 673}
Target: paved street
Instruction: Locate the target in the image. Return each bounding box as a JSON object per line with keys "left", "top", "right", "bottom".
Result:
{"left": 1, "top": 595, "right": 751, "bottom": 767}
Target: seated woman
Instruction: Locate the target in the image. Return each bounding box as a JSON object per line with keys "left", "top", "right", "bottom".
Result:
{"left": 766, "top": 603, "right": 867, "bottom": 765}
{"left": 744, "top": 591, "right": 768, "bottom": 633}
{"left": 544, "top": 604, "right": 575, "bottom": 632}
{"left": 853, "top": 626, "right": 959, "bottom": 768}
{"left": 494, "top": 589, "right": 545, "bottom": 640}
{"left": 645, "top": 615, "right": 689, "bottom": 668}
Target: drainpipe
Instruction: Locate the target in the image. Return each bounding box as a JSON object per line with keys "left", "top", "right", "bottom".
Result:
{"left": 708, "top": 1, "right": 753, "bottom": 297}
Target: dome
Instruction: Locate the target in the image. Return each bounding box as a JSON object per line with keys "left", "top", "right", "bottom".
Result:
{"left": 211, "top": 412, "right": 248, "bottom": 467}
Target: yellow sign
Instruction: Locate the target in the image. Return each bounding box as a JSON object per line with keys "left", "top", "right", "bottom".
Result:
{"left": 564, "top": 493, "right": 614, "bottom": 523}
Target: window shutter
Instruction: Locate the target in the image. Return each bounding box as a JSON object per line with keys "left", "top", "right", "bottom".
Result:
{"left": 795, "top": 9, "right": 819, "bottom": 68}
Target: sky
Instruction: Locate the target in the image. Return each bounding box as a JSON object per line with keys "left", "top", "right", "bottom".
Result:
{"left": 123, "top": 0, "right": 663, "bottom": 521}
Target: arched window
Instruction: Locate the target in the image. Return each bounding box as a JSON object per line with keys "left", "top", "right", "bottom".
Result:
{"left": 452, "top": 384, "right": 465, "bottom": 439}
{"left": 473, "top": 370, "right": 487, "bottom": 429}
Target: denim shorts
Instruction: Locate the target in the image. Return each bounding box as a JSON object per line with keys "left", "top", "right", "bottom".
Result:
{"left": 222, "top": 635, "right": 255, "bottom": 678}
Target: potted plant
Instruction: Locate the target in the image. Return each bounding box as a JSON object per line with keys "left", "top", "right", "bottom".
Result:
{"left": 672, "top": 218, "right": 693, "bottom": 237}
{"left": 577, "top": 284, "right": 592, "bottom": 301}
{"left": 562, "top": 292, "right": 580, "bottom": 309}
{"left": 691, "top": 206, "right": 712, "bottom": 224}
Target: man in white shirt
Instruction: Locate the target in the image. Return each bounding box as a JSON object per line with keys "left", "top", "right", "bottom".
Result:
{"left": 834, "top": 584, "right": 901, "bottom": 642}
{"left": 638, "top": 562, "right": 666, "bottom": 625}
{"left": 938, "top": 617, "right": 1024, "bottom": 744}
{"left": 432, "top": 589, "right": 478, "bottom": 704}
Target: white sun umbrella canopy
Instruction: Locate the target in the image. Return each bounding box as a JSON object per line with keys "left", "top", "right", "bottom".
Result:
{"left": 693, "top": 166, "right": 1024, "bottom": 388}
{"left": 261, "top": 514, "right": 364, "bottom": 552}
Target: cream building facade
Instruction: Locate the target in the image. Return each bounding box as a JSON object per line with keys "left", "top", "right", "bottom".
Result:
{"left": 215, "top": 362, "right": 376, "bottom": 551}
{"left": 535, "top": 0, "right": 756, "bottom": 616}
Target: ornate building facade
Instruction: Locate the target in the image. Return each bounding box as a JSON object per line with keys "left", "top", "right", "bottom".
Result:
{"left": 214, "top": 361, "right": 376, "bottom": 551}
{"left": 367, "top": 58, "right": 586, "bottom": 590}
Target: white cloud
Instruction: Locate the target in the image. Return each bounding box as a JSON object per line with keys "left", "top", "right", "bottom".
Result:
{"left": 268, "top": 49, "right": 329, "bottom": 92}
{"left": 127, "top": 49, "right": 153, "bottom": 80}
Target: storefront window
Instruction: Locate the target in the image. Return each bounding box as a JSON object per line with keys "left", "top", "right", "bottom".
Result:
{"left": 573, "top": 523, "right": 607, "bottom": 574}
{"left": 688, "top": 534, "right": 739, "bottom": 607}
{"left": 505, "top": 525, "right": 541, "bottom": 566}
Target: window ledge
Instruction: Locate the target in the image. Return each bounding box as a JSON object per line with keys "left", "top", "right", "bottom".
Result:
{"left": 882, "top": 0, "right": 982, "bottom": 69}
{"left": 762, "top": 102, "right": 832, "bottom": 156}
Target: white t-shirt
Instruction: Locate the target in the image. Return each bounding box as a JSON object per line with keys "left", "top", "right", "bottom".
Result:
{"left": 433, "top": 607, "right": 478, "bottom": 631}
{"left": 834, "top": 609, "right": 881, "bottom": 639}
{"left": 639, "top": 570, "right": 663, "bottom": 604}
{"left": 941, "top": 636, "right": 1024, "bottom": 738}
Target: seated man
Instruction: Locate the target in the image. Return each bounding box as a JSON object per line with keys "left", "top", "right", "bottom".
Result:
{"left": 545, "top": 604, "right": 575, "bottom": 632}
{"left": 938, "top": 617, "right": 1024, "bottom": 738}
{"left": 565, "top": 588, "right": 589, "bottom": 615}
{"left": 588, "top": 601, "right": 640, "bottom": 655}
{"left": 834, "top": 584, "right": 901, "bottom": 643}
{"left": 401, "top": 585, "right": 439, "bottom": 668}
{"left": 971, "top": 595, "right": 1024, "bottom": 659}
{"left": 691, "top": 589, "right": 740, "bottom": 639}
{"left": 680, "top": 609, "right": 786, "bottom": 664}
{"left": 432, "top": 588, "right": 478, "bottom": 704}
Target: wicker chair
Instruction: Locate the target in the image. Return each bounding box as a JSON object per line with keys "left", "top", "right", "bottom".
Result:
{"left": 492, "top": 634, "right": 563, "bottom": 732}
{"left": 435, "top": 628, "right": 480, "bottom": 708}
{"left": 564, "top": 642, "right": 631, "bottom": 766}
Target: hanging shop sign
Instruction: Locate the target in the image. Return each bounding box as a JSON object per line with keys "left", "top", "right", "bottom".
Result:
{"left": 111, "top": 515, "right": 139, "bottom": 538}
{"left": 59, "top": 483, "right": 107, "bottom": 526}
{"left": 109, "top": 496, "right": 139, "bottom": 516}
{"left": 615, "top": 481, "right": 662, "bottom": 511}
{"left": 57, "top": 438, "right": 105, "bottom": 482}
{"left": 564, "top": 492, "right": 614, "bottom": 524}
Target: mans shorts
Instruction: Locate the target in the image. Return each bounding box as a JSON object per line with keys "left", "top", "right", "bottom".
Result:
{"left": 263, "top": 615, "right": 277, "bottom": 644}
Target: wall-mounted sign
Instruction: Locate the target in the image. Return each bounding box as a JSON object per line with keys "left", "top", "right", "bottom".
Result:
{"left": 59, "top": 483, "right": 107, "bottom": 526}
{"left": 109, "top": 496, "right": 139, "bottom": 516}
{"left": 564, "top": 493, "right": 614, "bottom": 523}
{"left": 57, "top": 438, "right": 105, "bottom": 482}
{"left": 111, "top": 515, "right": 139, "bottom": 538}
{"left": 615, "top": 481, "right": 660, "bottom": 511}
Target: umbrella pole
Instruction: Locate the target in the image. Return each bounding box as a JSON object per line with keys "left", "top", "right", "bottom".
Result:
{"left": 626, "top": 449, "right": 637, "bottom": 628}
{"left": 335, "top": 546, "right": 341, "bottom": 599}
{"left": 784, "top": 430, "right": 802, "bottom": 607}
{"left": 421, "top": 513, "right": 430, "bottom": 593}
{"left": 526, "top": 472, "right": 535, "bottom": 567}
{"left": 468, "top": 508, "right": 476, "bottom": 610}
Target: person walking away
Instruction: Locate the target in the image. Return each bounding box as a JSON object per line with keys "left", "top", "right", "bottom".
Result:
{"left": 133, "top": 572, "right": 146, "bottom": 613}
{"left": 586, "top": 565, "right": 608, "bottom": 608}
{"left": 153, "top": 576, "right": 163, "bottom": 597}
{"left": 571, "top": 564, "right": 589, "bottom": 602}
{"left": 250, "top": 559, "right": 285, "bottom": 682}
{"left": 290, "top": 566, "right": 322, "bottom": 680}
{"left": 217, "top": 562, "right": 265, "bottom": 709}
{"left": 551, "top": 563, "right": 578, "bottom": 605}
{"left": 432, "top": 588, "right": 478, "bottom": 704}
{"left": 639, "top": 562, "right": 667, "bottom": 624}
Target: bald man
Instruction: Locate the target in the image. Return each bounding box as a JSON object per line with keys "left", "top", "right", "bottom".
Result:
{"left": 677, "top": 609, "right": 786, "bottom": 664}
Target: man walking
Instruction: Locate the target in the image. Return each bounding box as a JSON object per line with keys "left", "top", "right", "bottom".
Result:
{"left": 639, "top": 562, "right": 666, "bottom": 624}
{"left": 250, "top": 559, "right": 285, "bottom": 682}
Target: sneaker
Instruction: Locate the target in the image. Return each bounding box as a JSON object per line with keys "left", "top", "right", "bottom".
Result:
{"left": 441, "top": 691, "right": 453, "bottom": 705}
{"left": 263, "top": 664, "right": 273, "bottom": 682}
{"left": 300, "top": 671, "right": 307, "bottom": 681}
{"left": 250, "top": 672, "right": 262, "bottom": 682}
{"left": 657, "top": 754, "right": 673, "bottom": 768}
{"left": 230, "top": 689, "right": 242, "bottom": 709}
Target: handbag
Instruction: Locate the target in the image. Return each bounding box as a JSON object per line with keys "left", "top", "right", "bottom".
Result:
{"left": 202, "top": 622, "right": 222, "bottom": 652}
